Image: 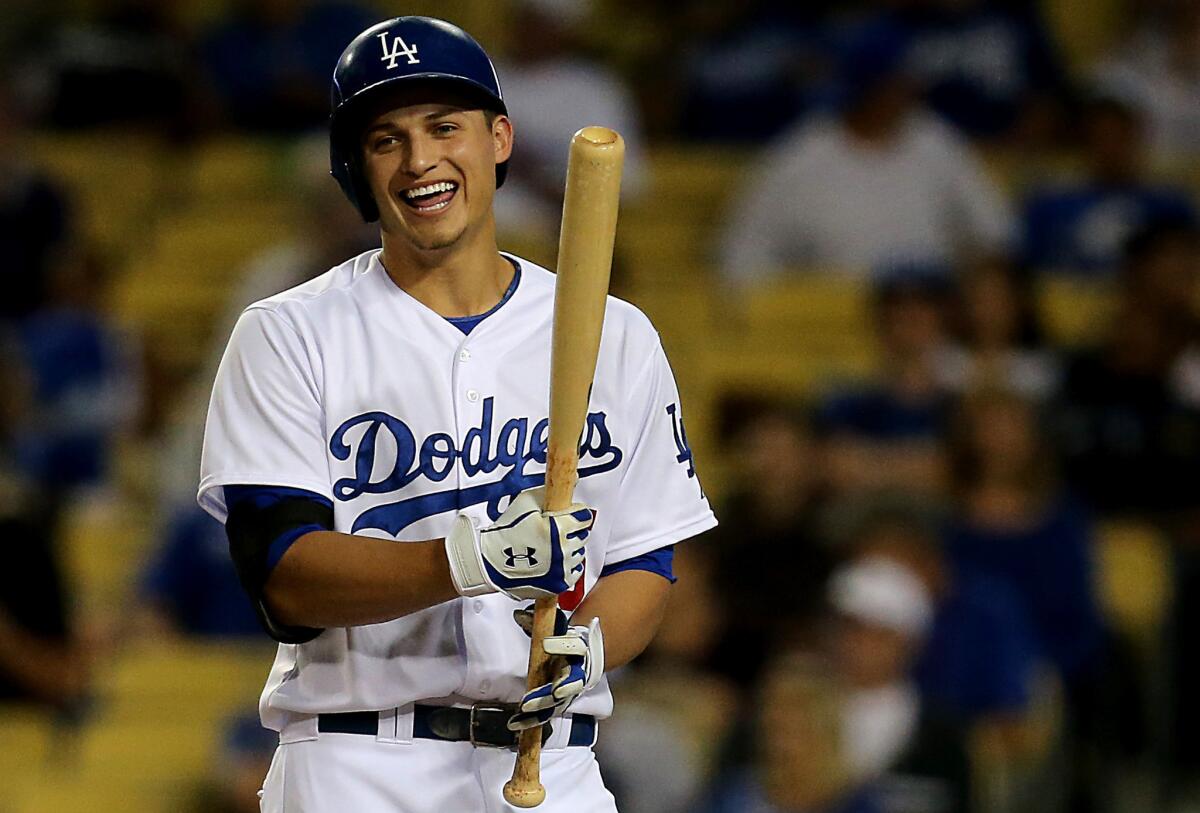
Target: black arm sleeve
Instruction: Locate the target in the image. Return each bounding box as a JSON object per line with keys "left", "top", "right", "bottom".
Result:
{"left": 225, "top": 495, "right": 333, "bottom": 645}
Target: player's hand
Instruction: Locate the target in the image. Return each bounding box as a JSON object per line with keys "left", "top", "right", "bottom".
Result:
{"left": 507, "top": 606, "right": 604, "bottom": 731}
{"left": 444, "top": 486, "right": 595, "bottom": 600}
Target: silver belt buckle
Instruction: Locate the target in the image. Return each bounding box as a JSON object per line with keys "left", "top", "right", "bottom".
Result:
{"left": 469, "top": 702, "right": 511, "bottom": 747}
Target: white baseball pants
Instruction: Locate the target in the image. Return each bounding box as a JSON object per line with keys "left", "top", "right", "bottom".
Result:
{"left": 259, "top": 709, "right": 618, "bottom": 813}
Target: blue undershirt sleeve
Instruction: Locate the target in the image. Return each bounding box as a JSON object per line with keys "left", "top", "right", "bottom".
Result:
{"left": 599, "top": 545, "right": 676, "bottom": 583}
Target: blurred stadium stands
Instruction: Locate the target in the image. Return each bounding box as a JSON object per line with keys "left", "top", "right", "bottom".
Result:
{"left": 2, "top": 0, "right": 1199, "bottom": 812}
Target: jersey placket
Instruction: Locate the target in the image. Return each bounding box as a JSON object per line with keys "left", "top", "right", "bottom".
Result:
{"left": 451, "top": 329, "right": 510, "bottom": 700}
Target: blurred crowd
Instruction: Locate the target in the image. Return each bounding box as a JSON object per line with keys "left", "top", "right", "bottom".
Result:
{"left": 0, "top": 0, "right": 1199, "bottom": 812}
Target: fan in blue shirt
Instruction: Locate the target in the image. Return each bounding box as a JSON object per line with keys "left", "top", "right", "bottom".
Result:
{"left": 1022, "top": 95, "right": 1197, "bottom": 277}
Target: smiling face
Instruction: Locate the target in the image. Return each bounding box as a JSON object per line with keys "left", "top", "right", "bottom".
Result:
{"left": 358, "top": 88, "right": 512, "bottom": 256}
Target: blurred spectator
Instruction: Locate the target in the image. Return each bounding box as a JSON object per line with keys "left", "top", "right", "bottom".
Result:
{"left": 843, "top": 501, "right": 1038, "bottom": 730}
{"left": 185, "top": 713, "right": 277, "bottom": 813}
{"left": 719, "top": 26, "right": 1012, "bottom": 284}
{"left": 200, "top": 0, "right": 375, "bottom": 132}
{"left": 0, "top": 349, "right": 86, "bottom": 711}
{"left": 674, "top": 2, "right": 837, "bottom": 143}
{"left": 25, "top": 0, "right": 195, "bottom": 131}
{"left": 135, "top": 507, "right": 262, "bottom": 639}
{"left": 706, "top": 399, "right": 832, "bottom": 686}
{"left": 0, "top": 84, "right": 72, "bottom": 321}
{"left": 1093, "top": 0, "right": 1200, "bottom": 162}
{"left": 698, "top": 655, "right": 884, "bottom": 813}
{"left": 947, "top": 389, "right": 1103, "bottom": 682}
{"left": 935, "top": 261, "right": 1058, "bottom": 399}
{"left": 829, "top": 557, "right": 972, "bottom": 812}
{"left": 0, "top": 510, "right": 86, "bottom": 711}
{"left": 12, "top": 245, "right": 141, "bottom": 493}
{"left": 818, "top": 270, "right": 951, "bottom": 496}
{"left": 494, "top": 0, "right": 646, "bottom": 243}
{"left": 947, "top": 389, "right": 1109, "bottom": 812}
{"left": 1054, "top": 219, "right": 1200, "bottom": 516}
{"left": 874, "top": 0, "right": 1066, "bottom": 143}
{"left": 1021, "top": 95, "right": 1197, "bottom": 277}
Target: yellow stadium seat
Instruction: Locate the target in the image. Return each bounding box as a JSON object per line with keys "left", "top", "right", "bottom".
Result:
{"left": 0, "top": 706, "right": 54, "bottom": 779}
{"left": 59, "top": 494, "right": 151, "bottom": 612}
{"left": 11, "top": 642, "right": 274, "bottom": 813}
{"left": 16, "top": 780, "right": 186, "bottom": 813}
{"left": 1096, "top": 521, "right": 1173, "bottom": 643}
{"left": 1042, "top": 0, "right": 1124, "bottom": 71}
{"left": 31, "top": 131, "right": 168, "bottom": 252}
{"left": 1036, "top": 276, "right": 1115, "bottom": 348}
{"left": 645, "top": 146, "right": 746, "bottom": 215}
{"left": 185, "top": 138, "right": 292, "bottom": 201}
{"left": 735, "top": 273, "right": 877, "bottom": 364}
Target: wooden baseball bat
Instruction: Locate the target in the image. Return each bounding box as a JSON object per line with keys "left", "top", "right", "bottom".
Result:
{"left": 503, "top": 126, "right": 625, "bottom": 808}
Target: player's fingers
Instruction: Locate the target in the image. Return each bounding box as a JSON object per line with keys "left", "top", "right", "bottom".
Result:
{"left": 551, "top": 662, "right": 587, "bottom": 701}
{"left": 507, "top": 706, "right": 554, "bottom": 732}
{"left": 565, "top": 546, "right": 585, "bottom": 570}
{"left": 518, "top": 681, "right": 560, "bottom": 713}
{"left": 512, "top": 608, "right": 534, "bottom": 637}
{"left": 564, "top": 514, "right": 593, "bottom": 541}
{"left": 543, "top": 635, "right": 587, "bottom": 658}
{"left": 553, "top": 506, "right": 595, "bottom": 541}
{"left": 512, "top": 606, "right": 568, "bottom": 637}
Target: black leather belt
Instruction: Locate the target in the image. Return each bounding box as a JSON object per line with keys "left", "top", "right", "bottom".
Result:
{"left": 317, "top": 703, "right": 597, "bottom": 748}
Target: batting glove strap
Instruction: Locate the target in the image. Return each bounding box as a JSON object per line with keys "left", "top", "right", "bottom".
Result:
{"left": 444, "top": 515, "right": 495, "bottom": 598}
{"left": 509, "top": 617, "right": 604, "bottom": 731}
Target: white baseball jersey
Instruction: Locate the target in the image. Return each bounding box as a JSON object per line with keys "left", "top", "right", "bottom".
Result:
{"left": 198, "top": 249, "right": 716, "bottom": 732}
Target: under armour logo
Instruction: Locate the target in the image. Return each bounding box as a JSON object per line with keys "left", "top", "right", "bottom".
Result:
{"left": 377, "top": 32, "right": 420, "bottom": 68}
{"left": 504, "top": 547, "right": 538, "bottom": 568}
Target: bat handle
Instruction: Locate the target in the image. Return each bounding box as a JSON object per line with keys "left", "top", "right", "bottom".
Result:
{"left": 503, "top": 594, "right": 559, "bottom": 807}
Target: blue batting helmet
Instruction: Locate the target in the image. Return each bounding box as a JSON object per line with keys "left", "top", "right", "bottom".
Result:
{"left": 329, "top": 17, "right": 508, "bottom": 222}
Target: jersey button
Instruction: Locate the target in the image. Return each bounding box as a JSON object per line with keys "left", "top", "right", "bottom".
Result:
{"left": 459, "top": 349, "right": 471, "bottom": 362}
{"left": 472, "top": 599, "right": 484, "bottom": 614}
{"left": 466, "top": 389, "right": 480, "bottom": 402}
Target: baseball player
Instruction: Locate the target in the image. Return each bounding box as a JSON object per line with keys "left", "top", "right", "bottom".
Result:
{"left": 198, "top": 16, "right": 716, "bottom": 813}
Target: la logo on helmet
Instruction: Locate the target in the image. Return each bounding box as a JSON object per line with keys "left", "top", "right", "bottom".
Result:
{"left": 377, "top": 32, "right": 420, "bottom": 68}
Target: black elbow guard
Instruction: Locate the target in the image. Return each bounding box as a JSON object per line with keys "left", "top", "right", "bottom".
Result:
{"left": 225, "top": 496, "right": 334, "bottom": 644}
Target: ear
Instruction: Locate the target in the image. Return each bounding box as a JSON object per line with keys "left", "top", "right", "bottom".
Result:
{"left": 492, "top": 114, "right": 514, "bottom": 164}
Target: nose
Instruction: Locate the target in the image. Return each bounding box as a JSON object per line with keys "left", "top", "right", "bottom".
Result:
{"left": 402, "top": 133, "right": 439, "bottom": 177}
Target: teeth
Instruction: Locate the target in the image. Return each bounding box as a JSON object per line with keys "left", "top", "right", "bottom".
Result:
{"left": 404, "top": 181, "right": 456, "bottom": 199}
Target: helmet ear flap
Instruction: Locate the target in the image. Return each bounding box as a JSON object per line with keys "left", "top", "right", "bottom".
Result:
{"left": 346, "top": 149, "right": 380, "bottom": 223}
{"left": 329, "top": 127, "right": 380, "bottom": 223}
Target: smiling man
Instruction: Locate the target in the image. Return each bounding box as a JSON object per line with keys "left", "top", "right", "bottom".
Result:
{"left": 198, "top": 16, "right": 716, "bottom": 813}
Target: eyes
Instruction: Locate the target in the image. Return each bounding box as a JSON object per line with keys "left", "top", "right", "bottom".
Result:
{"left": 369, "top": 121, "right": 461, "bottom": 152}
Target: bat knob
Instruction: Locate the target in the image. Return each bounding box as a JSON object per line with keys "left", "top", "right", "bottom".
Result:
{"left": 576, "top": 126, "right": 619, "bottom": 146}
{"left": 503, "top": 779, "right": 546, "bottom": 808}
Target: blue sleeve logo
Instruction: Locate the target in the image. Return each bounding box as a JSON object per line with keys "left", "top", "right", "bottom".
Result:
{"left": 665, "top": 402, "right": 696, "bottom": 480}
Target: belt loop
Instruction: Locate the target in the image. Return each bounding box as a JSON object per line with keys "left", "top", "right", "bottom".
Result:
{"left": 378, "top": 704, "right": 414, "bottom": 744}
{"left": 279, "top": 713, "right": 319, "bottom": 745}
{"left": 542, "top": 714, "right": 573, "bottom": 751}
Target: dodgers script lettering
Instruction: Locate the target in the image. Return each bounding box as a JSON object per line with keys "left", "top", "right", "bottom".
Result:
{"left": 330, "top": 396, "right": 623, "bottom": 535}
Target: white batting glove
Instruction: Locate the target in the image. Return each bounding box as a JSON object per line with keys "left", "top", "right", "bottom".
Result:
{"left": 508, "top": 607, "right": 604, "bottom": 731}
{"left": 444, "top": 486, "right": 595, "bottom": 601}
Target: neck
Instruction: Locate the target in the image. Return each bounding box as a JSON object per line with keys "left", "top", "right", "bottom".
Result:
{"left": 378, "top": 216, "right": 514, "bottom": 317}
